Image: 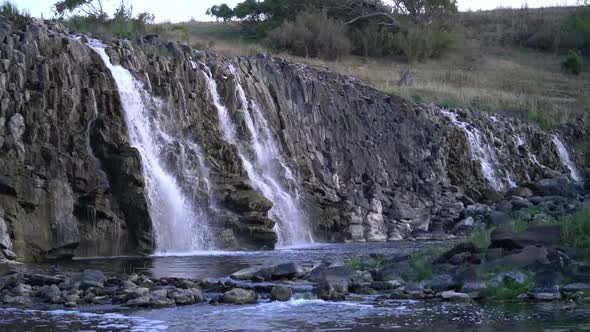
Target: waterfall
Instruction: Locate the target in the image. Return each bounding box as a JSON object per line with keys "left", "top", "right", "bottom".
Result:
{"left": 440, "top": 109, "right": 514, "bottom": 191}
{"left": 88, "top": 40, "right": 212, "bottom": 253}
{"left": 552, "top": 135, "right": 582, "bottom": 182}
{"left": 202, "top": 66, "right": 313, "bottom": 247}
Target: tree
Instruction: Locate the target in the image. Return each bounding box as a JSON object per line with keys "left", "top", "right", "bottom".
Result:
{"left": 53, "top": 0, "right": 108, "bottom": 18}
{"left": 390, "top": 0, "right": 458, "bottom": 25}
{"left": 206, "top": 3, "right": 234, "bottom": 22}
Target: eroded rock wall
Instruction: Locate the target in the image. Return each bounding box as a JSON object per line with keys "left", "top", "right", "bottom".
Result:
{"left": 0, "top": 18, "right": 587, "bottom": 261}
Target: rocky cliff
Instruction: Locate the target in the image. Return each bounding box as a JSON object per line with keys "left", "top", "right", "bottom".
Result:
{"left": 0, "top": 18, "right": 587, "bottom": 262}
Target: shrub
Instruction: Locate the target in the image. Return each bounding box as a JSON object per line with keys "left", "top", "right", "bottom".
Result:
{"left": 266, "top": 10, "right": 351, "bottom": 60}
{"left": 348, "top": 23, "right": 398, "bottom": 57}
{"left": 561, "top": 49, "right": 583, "bottom": 75}
{"left": 482, "top": 272, "right": 534, "bottom": 299}
{"left": 392, "top": 26, "right": 458, "bottom": 62}
{"left": 0, "top": 1, "right": 31, "bottom": 27}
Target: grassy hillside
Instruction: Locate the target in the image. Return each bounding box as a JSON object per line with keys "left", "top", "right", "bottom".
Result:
{"left": 152, "top": 7, "right": 589, "bottom": 131}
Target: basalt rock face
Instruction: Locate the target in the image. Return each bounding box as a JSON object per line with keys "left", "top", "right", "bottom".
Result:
{"left": 0, "top": 18, "right": 587, "bottom": 261}
{"left": 0, "top": 18, "right": 152, "bottom": 261}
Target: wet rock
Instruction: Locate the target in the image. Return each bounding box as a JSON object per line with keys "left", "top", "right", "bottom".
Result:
{"left": 78, "top": 270, "right": 106, "bottom": 289}
{"left": 427, "top": 274, "right": 455, "bottom": 292}
{"left": 124, "top": 287, "right": 150, "bottom": 300}
{"left": 271, "top": 286, "right": 292, "bottom": 301}
{"left": 487, "top": 211, "right": 511, "bottom": 226}
{"left": 534, "top": 176, "right": 580, "bottom": 197}
{"left": 169, "top": 288, "right": 199, "bottom": 305}
{"left": 440, "top": 290, "right": 471, "bottom": 301}
{"left": 11, "top": 283, "right": 32, "bottom": 296}
{"left": 223, "top": 288, "right": 257, "bottom": 304}
{"left": 2, "top": 249, "right": 16, "bottom": 260}
{"left": 507, "top": 187, "right": 533, "bottom": 198}
{"left": 126, "top": 295, "right": 151, "bottom": 307}
{"left": 434, "top": 242, "right": 481, "bottom": 264}
{"left": 149, "top": 289, "right": 175, "bottom": 307}
{"left": 490, "top": 226, "right": 562, "bottom": 250}
{"left": 36, "top": 284, "right": 62, "bottom": 303}
{"left": 272, "top": 262, "right": 304, "bottom": 279}
{"left": 561, "top": 283, "right": 590, "bottom": 292}
{"left": 490, "top": 246, "right": 549, "bottom": 269}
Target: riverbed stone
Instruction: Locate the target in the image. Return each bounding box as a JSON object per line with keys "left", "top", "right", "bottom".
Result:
{"left": 272, "top": 262, "right": 304, "bottom": 279}
{"left": 223, "top": 288, "right": 256, "bottom": 304}
{"left": 440, "top": 290, "right": 471, "bottom": 301}
{"left": 271, "top": 286, "right": 292, "bottom": 301}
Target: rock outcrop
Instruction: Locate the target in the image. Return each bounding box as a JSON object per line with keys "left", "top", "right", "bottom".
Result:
{"left": 0, "top": 18, "right": 587, "bottom": 260}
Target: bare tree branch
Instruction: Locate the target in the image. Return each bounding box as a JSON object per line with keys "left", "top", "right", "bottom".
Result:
{"left": 345, "top": 12, "right": 401, "bottom": 30}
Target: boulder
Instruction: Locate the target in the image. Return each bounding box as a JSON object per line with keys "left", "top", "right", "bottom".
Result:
{"left": 440, "top": 290, "right": 471, "bottom": 301}
{"left": 79, "top": 270, "right": 106, "bottom": 289}
{"left": 270, "top": 286, "right": 292, "bottom": 301}
{"left": 223, "top": 288, "right": 257, "bottom": 304}
{"left": 271, "top": 262, "right": 304, "bottom": 279}
{"left": 534, "top": 176, "right": 580, "bottom": 197}
{"left": 490, "top": 246, "right": 549, "bottom": 269}
{"left": 168, "top": 288, "right": 203, "bottom": 305}
{"left": 490, "top": 226, "right": 562, "bottom": 250}
{"left": 427, "top": 274, "right": 455, "bottom": 292}
{"left": 434, "top": 242, "right": 481, "bottom": 264}
{"left": 507, "top": 187, "right": 534, "bottom": 198}
{"left": 487, "top": 211, "right": 511, "bottom": 227}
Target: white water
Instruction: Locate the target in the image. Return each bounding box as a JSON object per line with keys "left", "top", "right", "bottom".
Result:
{"left": 552, "top": 135, "right": 582, "bottom": 182}
{"left": 203, "top": 66, "right": 312, "bottom": 246}
{"left": 440, "top": 109, "right": 513, "bottom": 191}
{"left": 88, "top": 40, "right": 211, "bottom": 253}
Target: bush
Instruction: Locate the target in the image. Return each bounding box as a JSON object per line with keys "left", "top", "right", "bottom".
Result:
{"left": 0, "top": 1, "right": 31, "bottom": 27}
{"left": 392, "top": 26, "right": 458, "bottom": 62}
{"left": 561, "top": 49, "right": 583, "bottom": 75}
{"left": 266, "top": 10, "right": 351, "bottom": 60}
{"left": 348, "top": 23, "right": 398, "bottom": 57}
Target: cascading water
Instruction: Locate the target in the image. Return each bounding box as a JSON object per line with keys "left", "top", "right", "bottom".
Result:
{"left": 552, "top": 135, "right": 582, "bottom": 182}
{"left": 88, "top": 40, "right": 212, "bottom": 253}
{"left": 440, "top": 109, "right": 515, "bottom": 191}
{"left": 202, "top": 66, "right": 313, "bottom": 247}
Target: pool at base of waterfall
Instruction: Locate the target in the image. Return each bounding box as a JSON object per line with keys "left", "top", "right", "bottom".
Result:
{"left": 1, "top": 298, "right": 588, "bottom": 331}
{"left": 1, "top": 242, "right": 589, "bottom": 331}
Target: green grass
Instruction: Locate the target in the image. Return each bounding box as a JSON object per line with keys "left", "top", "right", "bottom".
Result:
{"left": 465, "top": 206, "right": 590, "bottom": 259}
{"left": 467, "top": 227, "right": 493, "bottom": 250}
{"left": 346, "top": 254, "right": 387, "bottom": 271}
{"left": 482, "top": 272, "right": 534, "bottom": 300}
{"left": 398, "top": 248, "right": 448, "bottom": 282}
{"left": 0, "top": 1, "right": 31, "bottom": 27}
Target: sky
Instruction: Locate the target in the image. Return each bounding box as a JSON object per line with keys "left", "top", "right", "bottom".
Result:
{"left": 18, "top": 0, "right": 577, "bottom": 22}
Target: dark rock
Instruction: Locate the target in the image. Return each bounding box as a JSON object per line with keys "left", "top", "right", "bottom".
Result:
{"left": 495, "top": 201, "right": 513, "bottom": 213}
{"left": 485, "top": 248, "right": 504, "bottom": 261}
{"left": 534, "top": 176, "right": 581, "bottom": 197}
{"left": 506, "top": 187, "right": 534, "bottom": 198}
{"left": 374, "top": 266, "right": 401, "bottom": 282}
{"left": 434, "top": 242, "right": 481, "bottom": 264}
{"left": 271, "top": 263, "right": 304, "bottom": 279}
{"left": 490, "top": 246, "right": 549, "bottom": 269}
{"left": 440, "top": 290, "right": 471, "bottom": 301}
{"left": 270, "top": 286, "right": 292, "bottom": 301}
{"left": 487, "top": 211, "right": 511, "bottom": 227}
{"left": 490, "top": 226, "right": 562, "bottom": 250}
{"left": 223, "top": 288, "right": 256, "bottom": 304}
{"left": 427, "top": 274, "right": 455, "bottom": 292}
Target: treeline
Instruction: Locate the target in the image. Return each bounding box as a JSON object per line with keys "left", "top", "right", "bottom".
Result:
{"left": 52, "top": 0, "right": 155, "bottom": 39}
{"left": 206, "top": 0, "right": 460, "bottom": 61}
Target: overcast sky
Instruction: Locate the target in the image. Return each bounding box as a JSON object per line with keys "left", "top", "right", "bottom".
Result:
{"left": 19, "top": 0, "right": 576, "bottom": 22}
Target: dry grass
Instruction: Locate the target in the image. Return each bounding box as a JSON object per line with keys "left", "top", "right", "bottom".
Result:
{"left": 154, "top": 18, "right": 590, "bottom": 128}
